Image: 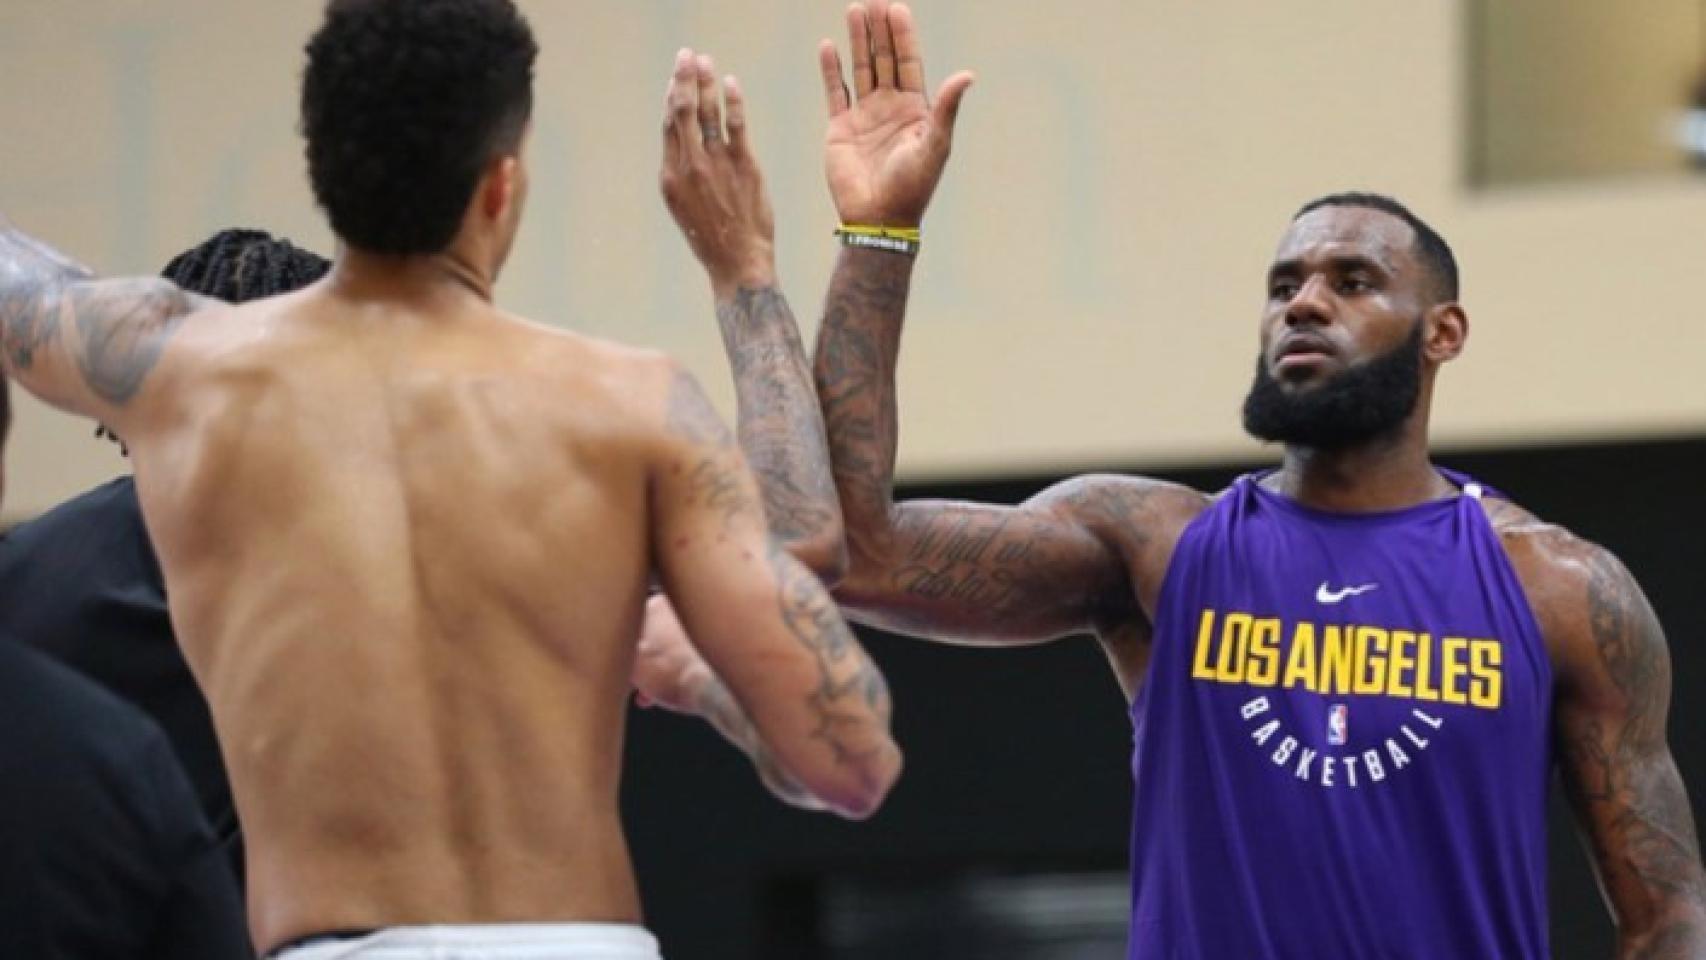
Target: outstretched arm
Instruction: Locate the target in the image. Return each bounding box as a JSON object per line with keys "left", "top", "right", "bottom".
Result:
{"left": 1535, "top": 535, "right": 1706, "bottom": 957}
{"left": 812, "top": 2, "right": 1199, "bottom": 645}
{"left": 0, "top": 218, "right": 210, "bottom": 424}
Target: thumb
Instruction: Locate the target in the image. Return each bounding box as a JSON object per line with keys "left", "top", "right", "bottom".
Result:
{"left": 635, "top": 691, "right": 656, "bottom": 708}
{"left": 930, "top": 71, "right": 975, "bottom": 145}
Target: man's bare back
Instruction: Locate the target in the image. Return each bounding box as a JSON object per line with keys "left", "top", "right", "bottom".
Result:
{"left": 132, "top": 285, "right": 673, "bottom": 944}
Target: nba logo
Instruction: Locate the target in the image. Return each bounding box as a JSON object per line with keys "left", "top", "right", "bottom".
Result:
{"left": 1327, "top": 705, "right": 1349, "bottom": 745}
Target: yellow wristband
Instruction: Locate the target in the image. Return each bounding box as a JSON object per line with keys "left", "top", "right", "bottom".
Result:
{"left": 835, "top": 223, "right": 922, "bottom": 242}
{"left": 834, "top": 224, "right": 921, "bottom": 255}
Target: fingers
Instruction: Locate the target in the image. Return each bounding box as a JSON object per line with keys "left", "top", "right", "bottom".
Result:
{"left": 818, "top": 39, "right": 851, "bottom": 118}
{"left": 723, "top": 74, "right": 750, "bottom": 155}
{"left": 867, "top": 0, "right": 897, "bottom": 90}
{"left": 847, "top": 3, "right": 874, "bottom": 99}
{"left": 695, "top": 54, "right": 723, "bottom": 148}
{"left": 665, "top": 48, "right": 702, "bottom": 163}
{"left": 890, "top": 2, "right": 926, "bottom": 94}
{"left": 930, "top": 70, "right": 975, "bottom": 147}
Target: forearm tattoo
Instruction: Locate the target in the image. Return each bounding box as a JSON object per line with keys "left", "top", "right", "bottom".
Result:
{"left": 717, "top": 286, "right": 840, "bottom": 547}
{"left": 813, "top": 249, "right": 910, "bottom": 556}
{"left": 769, "top": 537, "right": 892, "bottom": 772}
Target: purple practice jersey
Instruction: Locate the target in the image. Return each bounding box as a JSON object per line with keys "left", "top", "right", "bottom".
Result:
{"left": 1128, "top": 472, "right": 1551, "bottom": 958}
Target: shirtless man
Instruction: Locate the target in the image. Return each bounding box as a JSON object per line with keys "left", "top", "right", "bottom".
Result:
{"left": 798, "top": 2, "right": 1706, "bottom": 957}
{"left": 0, "top": 2, "right": 898, "bottom": 957}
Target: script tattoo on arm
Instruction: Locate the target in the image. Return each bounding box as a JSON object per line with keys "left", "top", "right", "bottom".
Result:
{"left": 1554, "top": 544, "right": 1706, "bottom": 958}
{"left": 0, "top": 222, "right": 202, "bottom": 413}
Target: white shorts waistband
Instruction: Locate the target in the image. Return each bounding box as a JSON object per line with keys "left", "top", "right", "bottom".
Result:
{"left": 270, "top": 923, "right": 660, "bottom": 960}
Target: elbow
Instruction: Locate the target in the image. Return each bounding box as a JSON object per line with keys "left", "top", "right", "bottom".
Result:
{"left": 824, "top": 741, "right": 904, "bottom": 821}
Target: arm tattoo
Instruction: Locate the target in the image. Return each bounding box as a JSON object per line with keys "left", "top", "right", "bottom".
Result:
{"left": 0, "top": 224, "right": 90, "bottom": 371}
{"left": 665, "top": 368, "right": 760, "bottom": 528}
{"left": 769, "top": 539, "right": 892, "bottom": 777}
{"left": 813, "top": 249, "right": 909, "bottom": 554}
{"left": 888, "top": 510, "right": 1034, "bottom": 618}
{"left": 0, "top": 278, "right": 57, "bottom": 370}
{"left": 73, "top": 279, "right": 195, "bottom": 404}
{"left": 1558, "top": 548, "right": 1706, "bottom": 954}
{"left": 0, "top": 224, "right": 193, "bottom": 406}
{"left": 716, "top": 286, "right": 839, "bottom": 546}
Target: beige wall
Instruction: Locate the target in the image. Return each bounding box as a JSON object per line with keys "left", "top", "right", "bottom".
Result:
{"left": 5, "top": 0, "right": 1706, "bottom": 520}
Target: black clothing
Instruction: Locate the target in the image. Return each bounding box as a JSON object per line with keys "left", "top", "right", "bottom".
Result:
{"left": 0, "top": 477, "right": 241, "bottom": 883}
{"left": 0, "top": 639, "right": 249, "bottom": 958}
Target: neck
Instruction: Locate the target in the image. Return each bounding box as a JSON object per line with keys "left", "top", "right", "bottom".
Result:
{"left": 329, "top": 245, "right": 494, "bottom": 304}
{"left": 1267, "top": 411, "right": 1453, "bottom": 513}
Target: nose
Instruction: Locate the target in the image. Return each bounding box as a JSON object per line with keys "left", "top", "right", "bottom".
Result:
{"left": 1284, "top": 274, "right": 1333, "bottom": 328}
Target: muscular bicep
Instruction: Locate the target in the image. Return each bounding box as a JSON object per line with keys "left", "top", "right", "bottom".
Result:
{"left": 1, "top": 274, "right": 207, "bottom": 422}
{"left": 835, "top": 475, "right": 1194, "bottom": 646}
{"left": 1550, "top": 544, "right": 1706, "bottom": 944}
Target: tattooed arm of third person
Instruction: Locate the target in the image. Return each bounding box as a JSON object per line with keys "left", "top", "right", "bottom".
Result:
{"left": 659, "top": 49, "right": 845, "bottom": 578}
{"left": 0, "top": 216, "right": 213, "bottom": 423}
{"left": 1517, "top": 526, "right": 1706, "bottom": 958}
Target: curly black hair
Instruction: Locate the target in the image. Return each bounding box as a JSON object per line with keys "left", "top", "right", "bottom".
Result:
{"left": 300, "top": 0, "right": 537, "bottom": 255}
{"left": 159, "top": 228, "right": 331, "bottom": 303}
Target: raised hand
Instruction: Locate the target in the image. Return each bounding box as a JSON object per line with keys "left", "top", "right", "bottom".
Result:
{"left": 819, "top": 0, "right": 974, "bottom": 227}
{"left": 659, "top": 48, "right": 776, "bottom": 295}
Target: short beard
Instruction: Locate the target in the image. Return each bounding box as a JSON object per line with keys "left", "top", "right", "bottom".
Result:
{"left": 1241, "top": 320, "right": 1424, "bottom": 450}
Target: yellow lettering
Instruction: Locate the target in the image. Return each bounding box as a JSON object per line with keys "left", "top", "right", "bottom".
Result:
{"left": 1441, "top": 638, "right": 1469, "bottom": 705}
{"left": 1413, "top": 633, "right": 1439, "bottom": 701}
{"left": 1191, "top": 610, "right": 1218, "bottom": 680}
{"left": 1386, "top": 631, "right": 1416, "bottom": 698}
{"left": 1282, "top": 622, "right": 1319, "bottom": 691}
{"left": 1469, "top": 640, "right": 1503, "bottom": 709}
{"left": 1353, "top": 626, "right": 1390, "bottom": 695}
{"left": 1216, "top": 613, "right": 1254, "bottom": 683}
{"left": 1247, "top": 618, "right": 1282, "bottom": 687}
{"left": 1321, "top": 626, "right": 1355, "bottom": 694}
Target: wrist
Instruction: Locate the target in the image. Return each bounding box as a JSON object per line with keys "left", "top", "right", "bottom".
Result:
{"left": 710, "top": 261, "right": 778, "bottom": 300}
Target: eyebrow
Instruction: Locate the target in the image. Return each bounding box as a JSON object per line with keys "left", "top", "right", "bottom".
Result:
{"left": 1267, "top": 254, "right": 1394, "bottom": 283}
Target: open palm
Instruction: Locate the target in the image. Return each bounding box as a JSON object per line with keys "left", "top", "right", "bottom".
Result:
{"left": 819, "top": 1, "right": 973, "bottom": 228}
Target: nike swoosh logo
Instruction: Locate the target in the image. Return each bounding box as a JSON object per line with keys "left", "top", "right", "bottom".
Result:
{"left": 1316, "top": 581, "right": 1379, "bottom": 604}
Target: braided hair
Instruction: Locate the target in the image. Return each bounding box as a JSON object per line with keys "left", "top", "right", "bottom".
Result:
{"left": 96, "top": 229, "right": 332, "bottom": 452}
{"left": 159, "top": 228, "right": 330, "bottom": 302}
